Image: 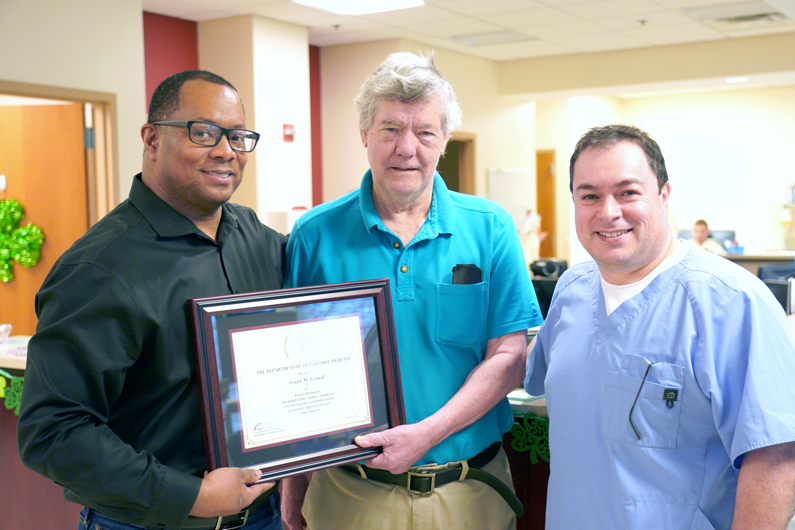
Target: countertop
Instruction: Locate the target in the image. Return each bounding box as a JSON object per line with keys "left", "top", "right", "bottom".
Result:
{"left": 0, "top": 336, "right": 29, "bottom": 371}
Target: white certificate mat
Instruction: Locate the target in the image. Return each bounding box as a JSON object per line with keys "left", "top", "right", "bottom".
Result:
{"left": 230, "top": 314, "right": 373, "bottom": 450}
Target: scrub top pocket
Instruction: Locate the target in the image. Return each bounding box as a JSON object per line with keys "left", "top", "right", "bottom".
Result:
{"left": 603, "top": 354, "right": 685, "bottom": 448}
{"left": 435, "top": 282, "right": 487, "bottom": 346}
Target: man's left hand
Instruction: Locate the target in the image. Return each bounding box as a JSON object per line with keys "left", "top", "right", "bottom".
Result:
{"left": 354, "top": 424, "right": 434, "bottom": 475}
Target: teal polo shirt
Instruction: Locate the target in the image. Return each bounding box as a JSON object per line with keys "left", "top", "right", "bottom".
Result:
{"left": 285, "top": 171, "right": 541, "bottom": 465}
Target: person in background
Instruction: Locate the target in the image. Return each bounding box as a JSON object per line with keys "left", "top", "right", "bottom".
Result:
{"left": 691, "top": 218, "right": 727, "bottom": 255}
{"left": 280, "top": 51, "right": 542, "bottom": 530}
{"left": 519, "top": 208, "right": 549, "bottom": 268}
{"left": 526, "top": 124, "right": 795, "bottom": 529}
{"left": 18, "top": 70, "right": 285, "bottom": 530}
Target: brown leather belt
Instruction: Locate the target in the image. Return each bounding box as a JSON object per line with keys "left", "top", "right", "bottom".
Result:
{"left": 340, "top": 441, "right": 524, "bottom": 517}
{"left": 182, "top": 486, "right": 277, "bottom": 530}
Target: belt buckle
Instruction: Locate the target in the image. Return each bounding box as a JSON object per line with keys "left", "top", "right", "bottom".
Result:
{"left": 213, "top": 508, "right": 249, "bottom": 530}
{"left": 407, "top": 469, "right": 435, "bottom": 496}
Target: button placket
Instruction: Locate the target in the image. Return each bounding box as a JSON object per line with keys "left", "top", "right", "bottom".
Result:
{"left": 396, "top": 243, "right": 415, "bottom": 300}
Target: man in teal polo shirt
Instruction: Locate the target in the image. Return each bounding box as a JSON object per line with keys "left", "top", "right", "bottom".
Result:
{"left": 280, "top": 52, "right": 542, "bottom": 530}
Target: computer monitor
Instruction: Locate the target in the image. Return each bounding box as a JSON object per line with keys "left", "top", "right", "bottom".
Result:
{"left": 763, "top": 279, "right": 790, "bottom": 315}
{"left": 532, "top": 277, "right": 558, "bottom": 319}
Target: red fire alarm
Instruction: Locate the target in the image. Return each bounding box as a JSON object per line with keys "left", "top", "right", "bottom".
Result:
{"left": 283, "top": 124, "right": 295, "bottom": 142}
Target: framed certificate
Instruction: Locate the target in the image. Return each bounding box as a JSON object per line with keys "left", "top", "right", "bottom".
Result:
{"left": 190, "top": 278, "right": 405, "bottom": 482}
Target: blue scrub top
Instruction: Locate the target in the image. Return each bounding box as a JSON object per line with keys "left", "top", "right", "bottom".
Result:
{"left": 286, "top": 171, "right": 542, "bottom": 465}
{"left": 527, "top": 245, "right": 795, "bottom": 529}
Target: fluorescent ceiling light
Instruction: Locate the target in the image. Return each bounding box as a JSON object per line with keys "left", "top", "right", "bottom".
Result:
{"left": 292, "top": 0, "right": 424, "bottom": 16}
{"left": 725, "top": 77, "right": 749, "bottom": 83}
{"left": 682, "top": 0, "right": 794, "bottom": 21}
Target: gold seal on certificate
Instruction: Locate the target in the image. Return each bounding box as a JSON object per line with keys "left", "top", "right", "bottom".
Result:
{"left": 284, "top": 329, "right": 313, "bottom": 362}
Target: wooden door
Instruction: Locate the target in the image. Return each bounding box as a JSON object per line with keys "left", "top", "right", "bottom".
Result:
{"left": 0, "top": 103, "right": 88, "bottom": 336}
{"left": 535, "top": 150, "right": 556, "bottom": 258}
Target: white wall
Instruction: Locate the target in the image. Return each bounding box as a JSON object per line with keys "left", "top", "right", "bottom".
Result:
{"left": 536, "top": 96, "right": 622, "bottom": 266}
{"left": 536, "top": 99, "right": 572, "bottom": 264}
{"left": 0, "top": 0, "right": 147, "bottom": 200}
{"left": 621, "top": 86, "right": 795, "bottom": 253}
{"left": 419, "top": 45, "right": 536, "bottom": 201}
{"left": 252, "top": 17, "right": 312, "bottom": 216}
{"left": 199, "top": 15, "right": 312, "bottom": 233}
{"left": 320, "top": 40, "right": 402, "bottom": 201}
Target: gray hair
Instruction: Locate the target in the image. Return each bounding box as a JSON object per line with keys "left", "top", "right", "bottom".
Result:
{"left": 355, "top": 52, "right": 462, "bottom": 134}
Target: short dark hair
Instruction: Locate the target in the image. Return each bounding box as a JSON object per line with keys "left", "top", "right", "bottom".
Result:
{"left": 147, "top": 70, "right": 240, "bottom": 123}
{"left": 694, "top": 219, "right": 708, "bottom": 228}
{"left": 569, "top": 124, "right": 668, "bottom": 192}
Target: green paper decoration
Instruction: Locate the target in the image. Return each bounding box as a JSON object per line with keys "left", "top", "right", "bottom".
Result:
{"left": 510, "top": 412, "right": 550, "bottom": 464}
{"left": 0, "top": 198, "right": 44, "bottom": 282}
{"left": 0, "top": 369, "right": 23, "bottom": 415}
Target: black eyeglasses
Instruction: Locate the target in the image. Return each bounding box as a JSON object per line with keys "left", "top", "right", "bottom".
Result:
{"left": 152, "top": 120, "right": 260, "bottom": 152}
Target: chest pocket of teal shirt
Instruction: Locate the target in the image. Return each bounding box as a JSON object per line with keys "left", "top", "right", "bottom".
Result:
{"left": 603, "top": 354, "right": 685, "bottom": 448}
{"left": 435, "top": 282, "right": 488, "bottom": 346}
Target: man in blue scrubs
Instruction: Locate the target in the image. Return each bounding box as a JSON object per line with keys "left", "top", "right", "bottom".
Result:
{"left": 280, "top": 52, "right": 542, "bottom": 530}
{"left": 526, "top": 124, "right": 795, "bottom": 529}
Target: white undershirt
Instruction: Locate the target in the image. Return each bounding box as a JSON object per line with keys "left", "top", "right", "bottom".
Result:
{"left": 600, "top": 239, "right": 688, "bottom": 315}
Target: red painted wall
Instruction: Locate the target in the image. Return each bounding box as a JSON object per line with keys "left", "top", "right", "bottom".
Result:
{"left": 142, "top": 12, "right": 199, "bottom": 113}
{"left": 309, "top": 45, "right": 322, "bottom": 205}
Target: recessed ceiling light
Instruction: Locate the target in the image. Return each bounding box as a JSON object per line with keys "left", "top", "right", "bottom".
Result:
{"left": 764, "top": 0, "right": 795, "bottom": 19}
{"left": 292, "top": 0, "right": 424, "bottom": 16}
{"left": 682, "top": 0, "right": 795, "bottom": 21}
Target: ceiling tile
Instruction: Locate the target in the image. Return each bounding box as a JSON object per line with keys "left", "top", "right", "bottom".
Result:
{"left": 411, "top": 17, "right": 504, "bottom": 37}
{"left": 434, "top": 0, "right": 544, "bottom": 17}
{"left": 479, "top": 39, "right": 576, "bottom": 59}
{"left": 536, "top": 0, "right": 592, "bottom": 5}
{"left": 141, "top": 0, "right": 795, "bottom": 62}
{"left": 653, "top": 0, "right": 752, "bottom": 8}
{"left": 551, "top": 31, "right": 649, "bottom": 52}
{"left": 309, "top": 26, "right": 414, "bottom": 46}
{"left": 358, "top": 5, "right": 461, "bottom": 25}
{"left": 596, "top": 10, "right": 695, "bottom": 30}
{"left": 480, "top": 6, "right": 579, "bottom": 28}
{"left": 306, "top": 17, "right": 384, "bottom": 35}
{"left": 524, "top": 19, "right": 610, "bottom": 38}
{"left": 625, "top": 22, "right": 723, "bottom": 44}
{"left": 142, "top": 0, "right": 220, "bottom": 18}
{"left": 557, "top": 0, "right": 667, "bottom": 20}
{"left": 245, "top": 1, "right": 337, "bottom": 23}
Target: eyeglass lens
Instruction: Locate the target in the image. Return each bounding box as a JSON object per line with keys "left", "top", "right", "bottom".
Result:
{"left": 189, "top": 122, "right": 257, "bottom": 152}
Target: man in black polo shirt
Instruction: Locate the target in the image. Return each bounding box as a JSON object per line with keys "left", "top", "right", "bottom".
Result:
{"left": 18, "top": 70, "right": 285, "bottom": 530}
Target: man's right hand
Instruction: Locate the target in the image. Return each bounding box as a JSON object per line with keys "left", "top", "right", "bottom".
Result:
{"left": 190, "top": 467, "right": 274, "bottom": 518}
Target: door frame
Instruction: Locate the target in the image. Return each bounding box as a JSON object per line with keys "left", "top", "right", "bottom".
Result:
{"left": 0, "top": 79, "right": 118, "bottom": 224}
{"left": 450, "top": 132, "right": 475, "bottom": 196}
{"left": 536, "top": 149, "right": 556, "bottom": 258}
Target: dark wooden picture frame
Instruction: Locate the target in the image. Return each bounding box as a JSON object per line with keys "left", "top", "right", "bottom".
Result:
{"left": 190, "top": 278, "right": 404, "bottom": 482}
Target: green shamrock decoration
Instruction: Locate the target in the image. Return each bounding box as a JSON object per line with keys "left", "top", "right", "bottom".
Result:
{"left": 509, "top": 412, "right": 550, "bottom": 464}
{"left": 0, "top": 369, "right": 24, "bottom": 415}
{"left": 0, "top": 198, "right": 45, "bottom": 282}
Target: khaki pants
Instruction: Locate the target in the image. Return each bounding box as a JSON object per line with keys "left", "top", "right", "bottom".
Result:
{"left": 304, "top": 447, "right": 517, "bottom": 530}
